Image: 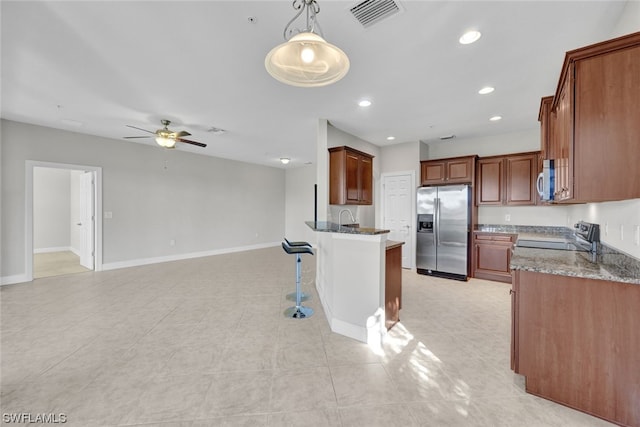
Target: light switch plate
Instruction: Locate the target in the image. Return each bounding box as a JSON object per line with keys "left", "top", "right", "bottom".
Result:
{"left": 104, "top": 211, "right": 113, "bottom": 219}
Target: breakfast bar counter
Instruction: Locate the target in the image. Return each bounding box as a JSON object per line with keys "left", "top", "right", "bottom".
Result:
{"left": 306, "top": 221, "right": 390, "bottom": 344}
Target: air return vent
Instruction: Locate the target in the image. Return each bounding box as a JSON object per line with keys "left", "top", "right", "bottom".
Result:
{"left": 350, "top": 0, "right": 401, "bottom": 28}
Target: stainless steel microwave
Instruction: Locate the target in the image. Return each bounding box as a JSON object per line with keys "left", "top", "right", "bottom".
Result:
{"left": 536, "top": 159, "right": 555, "bottom": 201}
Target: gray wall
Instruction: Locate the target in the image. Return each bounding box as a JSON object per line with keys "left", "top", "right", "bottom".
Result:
{"left": 1, "top": 119, "right": 285, "bottom": 280}
{"left": 284, "top": 164, "right": 317, "bottom": 245}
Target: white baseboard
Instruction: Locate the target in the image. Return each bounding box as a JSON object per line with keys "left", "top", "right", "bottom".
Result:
{"left": 102, "top": 241, "right": 280, "bottom": 271}
{"left": 2, "top": 242, "right": 280, "bottom": 285}
{"left": 70, "top": 247, "right": 81, "bottom": 257}
{"left": 1, "top": 274, "right": 32, "bottom": 286}
{"left": 33, "top": 246, "right": 72, "bottom": 254}
{"left": 330, "top": 317, "right": 368, "bottom": 343}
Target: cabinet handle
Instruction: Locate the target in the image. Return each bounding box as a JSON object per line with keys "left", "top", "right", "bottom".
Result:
{"left": 509, "top": 289, "right": 515, "bottom": 295}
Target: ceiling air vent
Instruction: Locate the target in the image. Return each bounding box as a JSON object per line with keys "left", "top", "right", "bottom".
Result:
{"left": 350, "top": 0, "right": 401, "bottom": 28}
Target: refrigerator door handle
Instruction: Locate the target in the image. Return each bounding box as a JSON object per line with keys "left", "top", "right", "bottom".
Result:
{"left": 435, "top": 197, "right": 440, "bottom": 246}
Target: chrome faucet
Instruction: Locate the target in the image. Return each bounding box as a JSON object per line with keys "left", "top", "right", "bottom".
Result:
{"left": 338, "top": 209, "right": 356, "bottom": 227}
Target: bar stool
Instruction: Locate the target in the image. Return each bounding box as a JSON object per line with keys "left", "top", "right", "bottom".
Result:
{"left": 281, "top": 241, "right": 314, "bottom": 319}
{"left": 283, "top": 238, "right": 312, "bottom": 302}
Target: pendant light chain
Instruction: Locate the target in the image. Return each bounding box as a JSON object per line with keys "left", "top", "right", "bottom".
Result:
{"left": 283, "top": 0, "right": 323, "bottom": 40}
{"left": 265, "top": 0, "right": 350, "bottom": 87}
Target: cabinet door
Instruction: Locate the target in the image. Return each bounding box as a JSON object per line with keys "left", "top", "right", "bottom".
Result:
{"left": 421, "top": 161, "right": 445, "bottom": 185}
{"left": 345, "top": 152, "right": 360, "bottom": 203}
{"left": 359, "top": 156, "right": 373, "bottom": 204}
{"left": 446, "top": 158, "right": 474, "bottom": 184}
{"left": 472, "top": 233, "right": 515, "bottom": 283}
{"left": 505, "top": 154, "right": 537, "bottom": 205}
{"left": 538, "top": 96, "right": 554, "bottom": 160}
{"left": 473, "top": 242, "right": 514, "bottom": 283}
{"left": 476, "top": 158, "right": 503, "bottom": 205}
{"left": 554, "top": 67, "right": 574, "bottom": 201}
{"left": 574, "top": 44, "right": 640, "bottom": 202}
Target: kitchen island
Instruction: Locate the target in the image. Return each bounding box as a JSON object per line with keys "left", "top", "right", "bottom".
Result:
{"left": 306, "top": 221, "right": 390, "bottom": 345}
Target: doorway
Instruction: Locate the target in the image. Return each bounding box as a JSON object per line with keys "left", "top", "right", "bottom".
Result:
{"left": 381, "top": 171, "right": 415, "bottom": 269}
{"left": 26, "top": 161, "right": 103, "bottom": 281}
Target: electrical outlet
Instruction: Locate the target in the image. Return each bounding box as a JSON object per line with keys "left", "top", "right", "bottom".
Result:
{"left": 635, "top": 225, "right": 640, "bottom": 246}
{"left": 104, "top": 211, "right": 113, "bottom": 219}
{"left": 620, "top": 225, "right": 624, "bottom": 241}
{"left": 604, "top": 222, "right": 609, "bottom": 236}
{"left": 505, "top": 214, "right": 511, "bottom": 222}
{"left": 170, "top": 239, "right": 176, "bottom": 246}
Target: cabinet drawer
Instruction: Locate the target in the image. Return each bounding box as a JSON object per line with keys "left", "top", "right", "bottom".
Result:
{"left": 474, "top": 233, "right": 515, "bottom": 242}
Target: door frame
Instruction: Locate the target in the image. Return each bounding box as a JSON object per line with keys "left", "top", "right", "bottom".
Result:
{"left": 26, "top": 160, "right": 103, "bottom": 281}
{"left": 381, "top": 170, "right": 416, "bottom": 270}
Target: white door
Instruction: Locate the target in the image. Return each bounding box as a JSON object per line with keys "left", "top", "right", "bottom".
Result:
{"left": 79, "top": 171, "right": 94, "bottom": 270}
{"left": 383, "top": 173, "right": 414, "bottom": 269}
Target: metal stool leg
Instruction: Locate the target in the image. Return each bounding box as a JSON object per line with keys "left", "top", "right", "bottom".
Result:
{"left": 284, "top": 254, "right": 314, "bottom": 319}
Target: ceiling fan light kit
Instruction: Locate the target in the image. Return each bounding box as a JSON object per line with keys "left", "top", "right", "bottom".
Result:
{"left": 124, "top": 119, "right": 207, "bottom": 149}
{"left": 265, "top": 0, "right": 349, "bottom": 87}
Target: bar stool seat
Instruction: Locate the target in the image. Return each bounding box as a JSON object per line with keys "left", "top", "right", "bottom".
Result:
{"left": 284, "top": 237, "right": 312, "bottom": 248}
{"left": 282, "top": 241, "right": 314, "bottom": 319}
{"left": 282, "top": 243, "right": 314, "bottom": 256}
{"left": 283, "top": 238, "right": 312, "bottom": 303}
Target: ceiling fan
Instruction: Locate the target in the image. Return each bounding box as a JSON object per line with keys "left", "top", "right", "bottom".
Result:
{"left": 124, "top": 119, "right": 206, "bottom": 148}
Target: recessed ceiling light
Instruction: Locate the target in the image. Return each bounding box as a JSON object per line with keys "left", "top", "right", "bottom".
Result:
{"left": 478, "top": 86, "right": 495, "bottom": 95}
{"left": 489, "top": 115, "right": 502, "bottom": 121}
{"left": 358, "top": 99, "right": 372, "bottom": 107}
{"left": 459, "top": 30, "right": 481, "bottom": 45}
{"left": 280, "top": 157, "right": 290, "bottom": 164}
{"left": 386, "top": 136, "right": 395, "bottom": 141}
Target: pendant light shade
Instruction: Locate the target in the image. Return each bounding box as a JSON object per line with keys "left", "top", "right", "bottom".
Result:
{"left": 265, "top": 0, "right": 349, "bottom": 87}
{"left": 265, "top": 32, "right": 350, "bottom": 87}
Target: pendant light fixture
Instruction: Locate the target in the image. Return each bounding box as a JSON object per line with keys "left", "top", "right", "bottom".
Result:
{"left": 265, "top": 0, "right": 350, "bottom": 87}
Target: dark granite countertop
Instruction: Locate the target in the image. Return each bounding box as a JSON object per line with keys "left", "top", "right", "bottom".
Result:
{"left": 511, "top": 247, "right": 639, "bottom": 285}
{"left": 386, "top": 240, "right": 405, "bottom": 250}
{"left": 477, "top": 224, "right": 640, "bottom": 285}
{"left": 305, "top": 221, "right": 390, "bottom": 235}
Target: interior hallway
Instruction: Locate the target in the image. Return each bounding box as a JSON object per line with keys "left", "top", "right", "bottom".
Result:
{"left": 33, "top": 251, "right": 91, "bottom": 279}
{"left": 1, "top": 247, "right": 613, "bottom": 426}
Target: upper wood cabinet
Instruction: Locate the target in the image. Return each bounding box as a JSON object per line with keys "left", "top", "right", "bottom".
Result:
{"left": 420, "top": 155, "right": 476, "bottom": 186}
{"left": 543, "top": 31, "right": 640, "bottom": 203}
{"left": 329, "top": 146, "right": 374, "bottom": 205}
{"left": 476, "top": 152, "right": 539, "bottom": 206}
{"left": 538, "top": 96, "right": 554, "bottom": 161}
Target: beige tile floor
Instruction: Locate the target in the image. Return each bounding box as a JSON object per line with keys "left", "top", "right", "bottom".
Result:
{"left": 1, "top": 247, "right": 614, "bottom": 426}
{"left": 33, "top": 251, "right": 91, "bottom": 279}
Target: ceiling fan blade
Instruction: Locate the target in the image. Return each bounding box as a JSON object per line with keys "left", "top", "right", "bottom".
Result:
{"left": 177, "top": 138, "right": 207, "bottom": 148}
{"left": 176, "top": 130, "right": 191, "bottom": 137}
{"left": 125, "top": 125, "right": 155, "bottom": 134}
{"left": 124, "top": 136, "right": 152, "bottom": 139}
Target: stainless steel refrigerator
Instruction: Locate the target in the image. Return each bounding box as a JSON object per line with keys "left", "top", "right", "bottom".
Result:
{"left": 416, "top": 185, "right": 471, "bottom": 280}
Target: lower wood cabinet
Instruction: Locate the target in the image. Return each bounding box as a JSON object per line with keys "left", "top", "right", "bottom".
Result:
{"left": 385, "top": 241, "right": 403, "bottom": 330}
{"left": 512, "top": 270, "right": 640, "bottom": 426}
{"left": 472, "top": 232, "right": 516, "bottom": 283}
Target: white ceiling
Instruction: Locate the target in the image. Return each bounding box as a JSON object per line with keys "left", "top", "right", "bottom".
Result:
{"left": 1, "top": 1, "right": 628, "bottom": 168}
